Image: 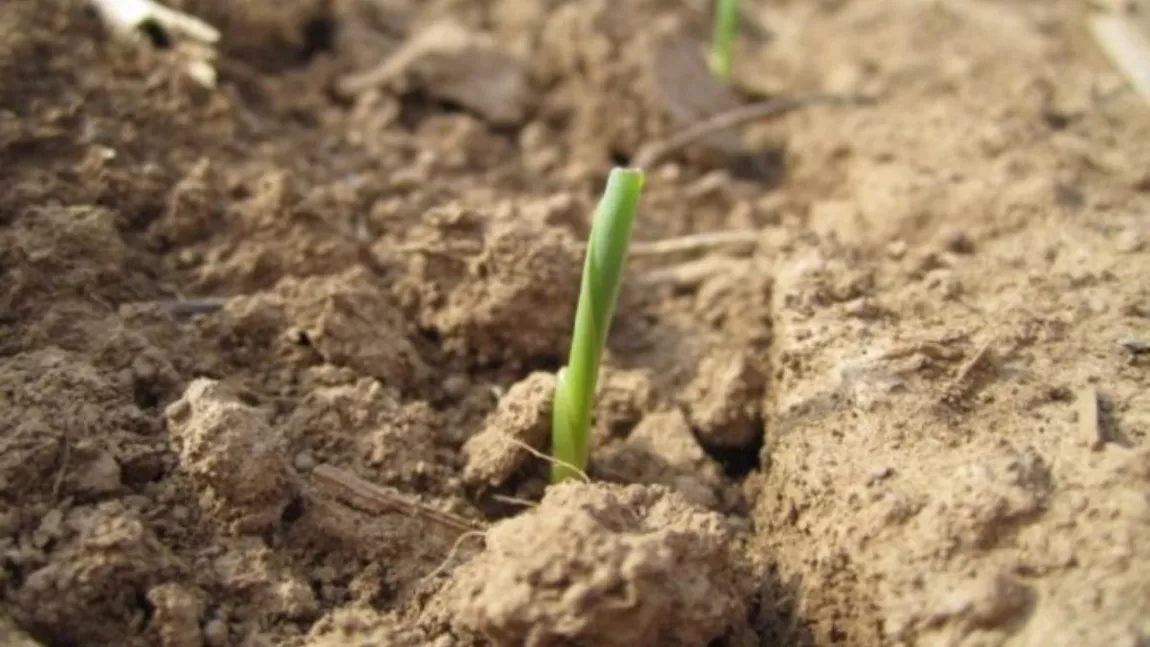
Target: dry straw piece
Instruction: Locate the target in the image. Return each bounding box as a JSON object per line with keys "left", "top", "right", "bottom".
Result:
{"left": 1089, "top": 3, "right": 1150, "bottom": 108}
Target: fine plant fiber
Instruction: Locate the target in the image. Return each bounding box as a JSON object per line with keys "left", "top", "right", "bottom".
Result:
{"left": 710, "top": 0, "right": 739, "bottom": 81}
{"left": 551, "top": 168, "right": 645, "bottom": 483}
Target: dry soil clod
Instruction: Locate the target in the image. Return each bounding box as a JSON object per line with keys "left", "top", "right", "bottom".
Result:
{"left": 682, "top": 349, "right": 766, "bottom": 448}
{"left": 0, "top": 614, "right": 44, "bottom": 647}
{"left": 301, "top": 608, "right": 431, "bottom": 646}
{"left": 596, "top": 409, "right": 730, "bottom": 510}
{"left": 462, "top": 371, "right": 557, "bottom": 488}
{"left": 432, "top": 481, "right": 755, "bottom": 647}
{"left": 165, "top": 379, "right": 296, "bottom": 535}
{"left": 395, "top": 202, "right": 583, "bottom": 365}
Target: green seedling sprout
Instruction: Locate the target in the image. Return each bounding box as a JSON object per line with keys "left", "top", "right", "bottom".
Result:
{"left": 550, "top": 168, "right": 645, "bottom": 484}
{"left": 710, "top": 0, "right": 740, "bottom": 81}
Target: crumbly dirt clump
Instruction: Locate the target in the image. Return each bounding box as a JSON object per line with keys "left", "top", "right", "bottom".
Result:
{"left": 395, "top": 199, "right": 583, "bottom": 366}
{"left": 165, "top": 378, "right": 296, "bottom": 535}
{"left": 8, "top": 505, "right": 183, "bottom": 646}
{"left": 224, "top": 267, "right": 431, "bottom": 389}
{"left": 302, "top": 607, "right": 431, "bottom": 647}
{"left": 682, "top": 348, "right": 766, "bottom": 448}
{"left": 463, "top": 371, "right": 556, "bottom": 488}
{"left": 597, "top": 409, "right": 731, "bottom": 510}
{"left": 434, "top": 481, "right": 755, "bottom": 647}
{"left": 0, "top": 349, "right": 156, "bottom": 502}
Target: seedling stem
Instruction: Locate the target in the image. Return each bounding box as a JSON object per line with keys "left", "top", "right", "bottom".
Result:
{"left": 710, "top": 0, "right": 739, "bottom": 81}
{"left": 551, "top": 168, "right": 645, "bottom": 483}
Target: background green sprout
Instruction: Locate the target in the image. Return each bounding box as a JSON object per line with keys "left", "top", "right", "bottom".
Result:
{"left": 710, "top": 0, "right": 740, "bottom": 81}
{"left": 550, "top": 168, "right": 645, "bottom": 483}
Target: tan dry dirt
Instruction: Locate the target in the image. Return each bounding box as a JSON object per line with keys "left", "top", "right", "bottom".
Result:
{"left": 1, "top": 0, "right": 1149, "bottom": 646}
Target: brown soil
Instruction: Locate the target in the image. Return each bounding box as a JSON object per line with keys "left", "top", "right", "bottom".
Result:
{"left": 2, "top": 0, "right": 1149, "bottom": 646}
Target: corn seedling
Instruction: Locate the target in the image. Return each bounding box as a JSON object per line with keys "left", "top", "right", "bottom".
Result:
{"left": 550, "top": 168, "right": 645, "bottom": 483}
{"left": 710, "top": 0, "right": 740, "bottom": 81}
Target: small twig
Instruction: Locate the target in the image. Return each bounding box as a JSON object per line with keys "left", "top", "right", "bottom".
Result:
{"left": 334, "top": 40, "right": 416, "bottom": 98}
{"left": 396, "top": 231, "right": 758, "bottom": 261}
{"left": 310, "top": 464, "right": 484, "bottom": 535}
{"left": 51, "top": 438, "right": 71, "bottom": 502}
{"left": 876, "top": 340, "right": 966, "bottom": 364}
{"left": 1077, "top": 386, "right": 1106, "bottom": 450}
{"left": 153, "top": 297, "right": 227, "bottom": 318}
{"left": 940, "top": 338, "right": 998, "bottom": 407}
{"left": 491, "top": 494, "right": 539, "bottom": 509}
{"left": 638, "top": 256, "right": 747, "bottom": 288}
{"left": 334, "top": 21, "right": 473, "bottom": 99}
{"left": 633, "top": 92, "right": 876, "bottom": 168}
{"left": 630, "top": 229, "right": 760, "bottom": 257}
{"left": 392, "top": 242, "right": 482, "bottom": 257}
{"left": 1117, "top": 337, "right": 1150, "bottom": 355}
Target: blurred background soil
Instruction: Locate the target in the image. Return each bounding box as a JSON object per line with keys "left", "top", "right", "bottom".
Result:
{"left": 1, "top": 0, "right": 1148, "bottom": 645}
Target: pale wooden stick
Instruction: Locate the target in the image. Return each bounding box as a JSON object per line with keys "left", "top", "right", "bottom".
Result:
{"left": 1078, "top": 387, "right": 1106, "bottom": 450}
{"left": 638, "top": 256, "right": 747, "bottom": 288}
{"left": 395, "top": 231, "right": 758, "bottom": 260}
{"left": 491, "top": 494, "right": 539, "bottom": 508}
{"left": 940, "top": 338, "right": 998, "bottom": 406}
{"left": 630, "top": 230, "right": 760, "bottom": 256}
